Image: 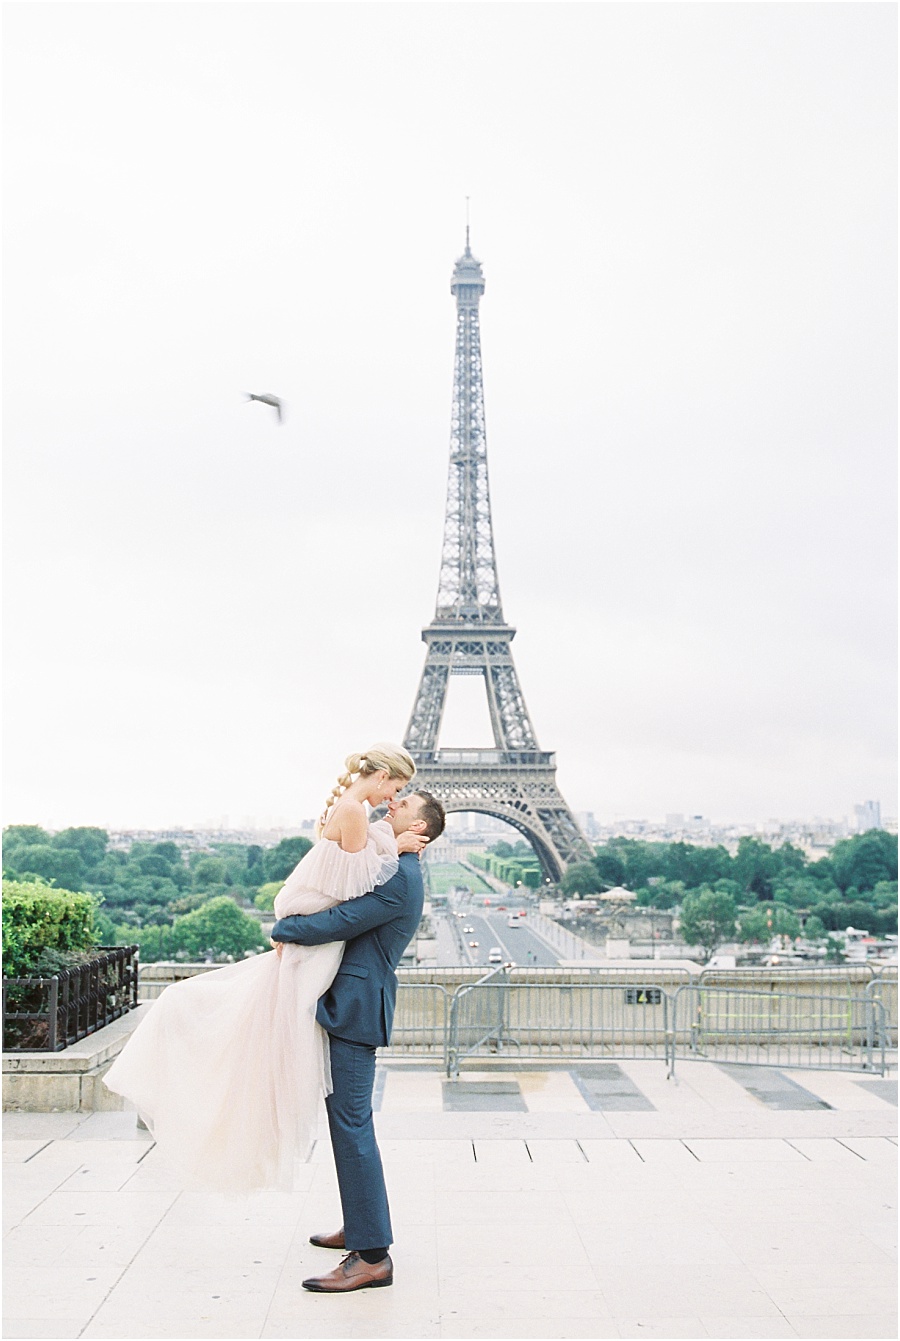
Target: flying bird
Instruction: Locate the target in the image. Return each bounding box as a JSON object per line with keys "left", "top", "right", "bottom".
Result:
{"left": 246, "top": 392, "right": 284, "bottom": 423}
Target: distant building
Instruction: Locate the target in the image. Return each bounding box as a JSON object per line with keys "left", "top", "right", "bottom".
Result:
{"left": 854, "top": 801, "right": 881, "bottom": 832}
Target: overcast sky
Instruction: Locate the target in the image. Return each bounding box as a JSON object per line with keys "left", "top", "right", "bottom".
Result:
{"left": 4, "top": 2, "right": 896, "bottom": 832}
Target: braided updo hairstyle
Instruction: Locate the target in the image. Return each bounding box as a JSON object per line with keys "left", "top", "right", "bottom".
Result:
{"left": 317, "top": 742, "right": 416, "bottom": 835}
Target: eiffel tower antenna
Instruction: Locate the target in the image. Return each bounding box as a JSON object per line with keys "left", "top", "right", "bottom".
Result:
{"left": 402, "top": 234, "right": 592, "bottom": 881}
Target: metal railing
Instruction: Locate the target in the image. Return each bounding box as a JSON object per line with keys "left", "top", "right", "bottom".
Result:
{"left": 866, "top": 971, "right": 898, "bottom": 1046}
{"left": 124, "top": 959, "right": 894, "bottom": 1078}
{"left": 439, "top": 972, "right": 891, "bottom": 1078}
{"left": 385, "top": 982, "right": 449, "bottom": 1056}
{"left": 666, "top": 984, "right": 886, "bottom": 1078}
{"left": 445, "top": 972, "right": 674, "bottom": 1075}
{"left": 2, "top": 947, "right": 140, "bottom": 1052}
{"left": 446, "top": 966, "right": 509, "bottom": 1074}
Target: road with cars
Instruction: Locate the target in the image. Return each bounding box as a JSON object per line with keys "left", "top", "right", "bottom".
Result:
{"left": 436, "top": 904, "right": 562, "bottom": 969}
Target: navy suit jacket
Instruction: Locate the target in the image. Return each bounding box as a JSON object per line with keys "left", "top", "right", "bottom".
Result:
{"left": 270, "top": 851, "right": 424, "bottom": 1048}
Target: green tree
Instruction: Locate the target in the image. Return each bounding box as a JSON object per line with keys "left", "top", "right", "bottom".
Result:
{"left": 50, "top": 827, "right": 109, "bottom": 869}
{"left": 490, "top": 841, "right": 514, "bottom": 859}
{"left": 666, "top": 842, "right": 732, "bottom": 888}
{"left": 830, "top": 831, "right": 898, "bottom": 893}
{"left": 150, "top": 841, "right": 183, "bottom": 864}
{"left": 191, "top": 857, "right": 228, "bottom": 891}
{"left": 592, "top": 848, "right": 626, "bottom": 887}
{"left": 771, "top": 876, "right": 823, "bottom": 910}
{"left": 678, "top": 888, "right": 737, "bottom": 958}
{"left": 871, "top": 880, "right": 899, "bottom": 910}
{"left": 86, "top": 855, "right": 126, "bottom": 888}
{"left": 775, "top": 842, "right": 808, "bottom": 875}
{"left": 636, "top": 879, "right": 685, "bottom": 910}
{"left": 254, "top": 882, "right": 283, "bottom": 913}
{"left": 263, "top": 837, "right": 314, "bottom": 883}
{"left": 803, "top": 915, "right": 826, "bottom": 941}
{"left": 168, "top": 892, "right": 207, "bottom": 916}
{"left": 3, "top": 825, "right": 51, "bottom": 851}
{"left": 612, "top": 839, "right": 670, "bottom": 890}
{"left": 137, "top": 854, "right": 173, "bottom": 878}
{"left": 9, "top": 844, "right": 87, "bottom": 890}
{"left": 561, "top": 862, "right": 603, "bottom": 897}
{"left": 169, "top": 896, "right": 266, "bottom": 959}
{"left": 738, "top": 904, "right": 801, "bottom": 943}
{"left": 734, "top": 838, "right": 778, "bottom": 900}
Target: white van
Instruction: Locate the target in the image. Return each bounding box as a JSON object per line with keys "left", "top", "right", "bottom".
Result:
{"left": 488, "top": 947, "right": 503, "bottom": 964}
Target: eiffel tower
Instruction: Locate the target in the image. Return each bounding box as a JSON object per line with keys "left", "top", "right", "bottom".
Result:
{"left": 403, "top": 233, "right": 592, "bottom": 882}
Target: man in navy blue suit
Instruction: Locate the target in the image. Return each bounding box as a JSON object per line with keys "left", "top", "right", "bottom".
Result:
{"left": 270, "top": 789, "right": 446, "bottom": 1293}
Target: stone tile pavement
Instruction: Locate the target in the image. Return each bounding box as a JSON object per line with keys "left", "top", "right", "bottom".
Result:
{"left": 3, "top": 1061, "right": 896, "bottom": 1340}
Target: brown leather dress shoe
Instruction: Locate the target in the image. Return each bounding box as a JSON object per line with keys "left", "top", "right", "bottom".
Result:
{"left": 302, "top": 1251, "right": 393, "bottom": 1292}
{"left": 308, "top": 1227, "right": 345, "bottom": 1250}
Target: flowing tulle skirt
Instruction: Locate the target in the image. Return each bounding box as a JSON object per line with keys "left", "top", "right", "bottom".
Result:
{"left": 103, "top": 940, "right": 343, "bottom": 1196}
{"left": 103, "top": 824, "right": 400, "bottom": 1198}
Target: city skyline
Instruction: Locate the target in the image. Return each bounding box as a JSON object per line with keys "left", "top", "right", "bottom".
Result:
{"left": 15, "top": 800, "right": 893, "bottom": 844}
{"left": 4, "top": 4, "right": 896, "bottom": 833}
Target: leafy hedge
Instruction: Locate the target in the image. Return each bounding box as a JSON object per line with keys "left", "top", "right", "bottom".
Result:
{"left": 2, "top": 879, "right": 100, "bottom": 978}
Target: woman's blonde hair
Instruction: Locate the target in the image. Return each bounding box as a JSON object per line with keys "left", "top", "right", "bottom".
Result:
{"left": 317, "top": 742, "right": 416, "bottom": 834}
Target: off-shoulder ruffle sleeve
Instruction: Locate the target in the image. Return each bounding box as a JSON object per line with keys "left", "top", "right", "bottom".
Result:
{"left": 273, "top": 820, "right": 399, "bottom": 918}
{"left": 310, "top": 819, "right": 399, "bottom": 902}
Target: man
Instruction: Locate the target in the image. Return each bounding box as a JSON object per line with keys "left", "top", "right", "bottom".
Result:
{"left": 270, "top": 789, "right": 446, "bottom": 1293}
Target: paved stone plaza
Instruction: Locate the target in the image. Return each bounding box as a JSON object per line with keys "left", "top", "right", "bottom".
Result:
{"left": 3, "top": 1060, "right": 896, "bottom": 1340}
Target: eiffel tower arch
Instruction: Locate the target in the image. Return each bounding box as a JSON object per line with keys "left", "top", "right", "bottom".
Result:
{"left": 403, "top": 234, "right": 592, "bottom": 883}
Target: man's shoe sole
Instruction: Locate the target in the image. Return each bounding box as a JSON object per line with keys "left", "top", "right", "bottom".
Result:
{"left": 308, "top": 1237, "right": 345, "bottom": 1250}
{"left": 302, "top": 1276, "right": 393, "bottom": 1292}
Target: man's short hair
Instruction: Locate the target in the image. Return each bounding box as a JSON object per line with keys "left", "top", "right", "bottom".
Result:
{"left": 413, "top": 790, "right": 446, "bottom": 842}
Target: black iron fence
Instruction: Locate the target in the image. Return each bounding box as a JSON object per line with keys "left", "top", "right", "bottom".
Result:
{"left": 2, "top": 947, "right": 139, "bottom": 1052}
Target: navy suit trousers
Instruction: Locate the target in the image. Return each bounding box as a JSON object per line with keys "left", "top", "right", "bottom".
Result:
{"left": 325, "top": 1034, "right": 392, "bottom": 1252}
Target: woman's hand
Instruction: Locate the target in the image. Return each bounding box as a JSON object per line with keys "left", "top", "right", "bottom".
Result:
{"left": 397, "top": 831, "right": 429, "bottom": 856}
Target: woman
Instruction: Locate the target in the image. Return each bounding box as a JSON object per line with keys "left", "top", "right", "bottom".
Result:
{"left": 103, "top": 743, "right": 424, "bottom": 1196}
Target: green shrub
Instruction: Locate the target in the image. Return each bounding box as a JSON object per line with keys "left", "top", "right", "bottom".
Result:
{"left": 2, "top": 878, "right": 100, "bottom": 978}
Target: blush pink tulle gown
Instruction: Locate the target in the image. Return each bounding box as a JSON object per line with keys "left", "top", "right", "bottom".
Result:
{"left": 103, "top": 821, "right": 399, "bottom": 1196}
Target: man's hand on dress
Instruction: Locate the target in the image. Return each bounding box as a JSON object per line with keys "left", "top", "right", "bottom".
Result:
{"left": 270, "top": 938, "right": 284, "bottom": 957}
{"left": 396, "top": 831, "right": 429, "bottom": 858}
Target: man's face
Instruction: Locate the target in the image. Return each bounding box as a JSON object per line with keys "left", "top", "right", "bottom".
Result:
{"left": 387, "top": 793, "right": 426, "bottom": 837}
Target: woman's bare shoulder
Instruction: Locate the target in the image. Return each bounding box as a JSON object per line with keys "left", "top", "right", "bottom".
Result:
{"left": 322, "top": 798, "right": 368, "bottom": 849}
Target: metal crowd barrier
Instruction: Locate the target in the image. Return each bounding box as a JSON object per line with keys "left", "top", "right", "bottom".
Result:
{"left": 446, "top": 967, "right": 509, "bottom": 1075}
{"left": 866, "top": 971, "right": 898, "bottom": 1047}
{"left": 384, "top": 982, "right": 449, "bottom": 1057}
{"left": 440, "top": 974, "right": 890, "bottom": 1078}
{"left": 444, "top": 970, "right": 673, "bottom": 1076}
{"left": 666, "top": 985, "right": 886, "bottom": 1078}
{"left": 131, "top": 961, "right": 895, "bottom": 1078}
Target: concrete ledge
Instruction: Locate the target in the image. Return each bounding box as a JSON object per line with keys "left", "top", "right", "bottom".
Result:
{"left": 2, "top": 1003, "right": 152, "bottom": 1113}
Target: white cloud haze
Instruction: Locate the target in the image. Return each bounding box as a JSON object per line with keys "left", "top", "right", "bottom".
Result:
{"left": 3, "top": 2, "right": 896, "bottom": 829}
